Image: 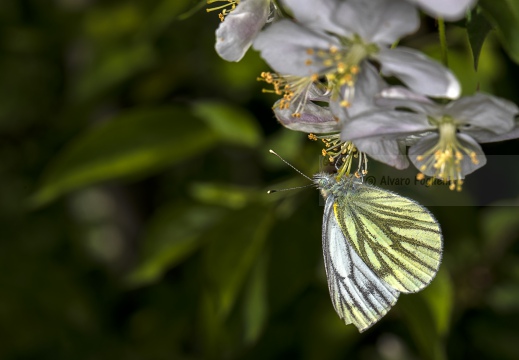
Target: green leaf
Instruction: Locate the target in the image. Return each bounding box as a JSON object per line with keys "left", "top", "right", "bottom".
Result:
{"left": 466, "top": 7, "right": 494, "bottom": 70}
{"left": 200, "top": 206, "right": 273, "bottom": 355}
{"left": 399, "top": 293, "right": 446, "bottom": 360}
{"left": 193, "top": 102, "right": 262, "bottom": 148}
{"left": 31, "top": 107, "right": 219, "bottom": 207}
{"left": 242, "top": 253, "right": 268, "bottom": 345}
{"left": 75, "top": 43, "right": 156, "bottom": 101}
{"left": 126, "top": 203, "right": 226, "bottom": 286}
{"left": 189, "top": 182, "right": 264, "bottom": 209}
{"left": 203, "top": 206, "right": 273, "bottom": 321}
{"left": 419, "top": 269, "right": 454, "bottom": 336}
{"left": 480, "top": 0, "right": 519, "bottom": 64}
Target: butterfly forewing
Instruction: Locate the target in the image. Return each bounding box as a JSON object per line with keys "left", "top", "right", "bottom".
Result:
{"left": 323, "top": 195, "right": 399, "bottom": 332}
{"left": 334, "top": 183, "right": 443, "bottom": 293}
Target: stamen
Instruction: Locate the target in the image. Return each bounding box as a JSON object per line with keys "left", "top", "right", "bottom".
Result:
{"left": 414, "top": 118, "right": 478, "bottom": 191}
{"left": 258, "top": 72, "right": 321, "bottom": 117}
{"left": 206, "top": 0, "right": 239, "bottom": 21}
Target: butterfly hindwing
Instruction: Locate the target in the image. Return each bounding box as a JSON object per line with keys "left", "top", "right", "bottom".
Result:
{"left": 333, "top": 183, "right": 443, "bottom": 293}
{"left": 322, "top": 195, "right": 399, "bottom": 332}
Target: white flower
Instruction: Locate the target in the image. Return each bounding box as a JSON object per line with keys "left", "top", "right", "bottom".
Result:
{"left": 341, "top": 88, "right": 519, "bottom": 190}
{"left": 209, "top": 0, "right": 272, "bottom": 62}
{"left": 273, "top": 64, "right": 410, "bottom": 169}
{"left": 253, "top": 0, "right": 460, "bottom": 115}
{"left": 406, "top": 0, "right": 477, "bottom": 20}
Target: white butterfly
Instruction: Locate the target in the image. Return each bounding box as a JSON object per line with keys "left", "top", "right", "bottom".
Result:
{"left": 314, "top": 172, "right": 443, "bottom": 332}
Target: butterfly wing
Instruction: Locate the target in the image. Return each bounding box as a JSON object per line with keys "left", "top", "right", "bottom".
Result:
{"left": 322, "top": 195, "right": 399, "bottom": 332}
{"left": 335, "top": 183, "right": 443, "bottom": 293}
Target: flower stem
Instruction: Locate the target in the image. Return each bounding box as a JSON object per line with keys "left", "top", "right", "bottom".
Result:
{"left": 438, "top": 18, "right": 448, "bottom": 67}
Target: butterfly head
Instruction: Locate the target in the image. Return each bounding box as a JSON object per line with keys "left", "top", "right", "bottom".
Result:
{"left": 313, "top": 172, "right": 336, "bottom": 198}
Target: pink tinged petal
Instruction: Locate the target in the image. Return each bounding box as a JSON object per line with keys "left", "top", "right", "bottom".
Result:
{"left": 273, "top": 99, "right": 341, "bottom": 133}
{"left": 409, "top": 0, "right": 476, "bottom": 21}
{"left": 333, "top": 0, "right": 419, "bottom": 44}
{"left": 253, "top": 20, "right": 339, "bottom": 76}
{"left": 445, "top": 93, "right": 519, "bottom": 133}
{"left": 468, "top": 128, "right": 519, "bottom": 143}
{"left": 341, "top": 110, "right": 433, "bottom": 141}
{"left": 376, "top": 86, "right": 442, "bottom": 115}
{"left": 282, "top": 0, "right": 345, "bottom": 35}
{"left": 408, "top": 133, "right": 486, "bottom": 178}
{"left": 467, "top": 121, "right": 519, "bottom": 143}
{"left": 215, "top": 0, "right": 271, "bottom": 62}
{"left": 346, "top": 63, "right": 388, "bottom": 118}
{"left": 377, "top": 47, "right": 461, "bottom": 99}
{"left": 354, "top": 138, "right": 410, "bottom": 169}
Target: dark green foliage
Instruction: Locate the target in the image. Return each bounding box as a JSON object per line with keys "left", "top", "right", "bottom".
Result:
{"left": 2, "top": 0, "right": 519, "bottom": 359}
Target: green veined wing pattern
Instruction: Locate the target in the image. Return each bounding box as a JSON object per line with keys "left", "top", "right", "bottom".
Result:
{"left": 322, "top": 195, "right": 400, "bottom": 331}
{"left": 333, "top": 183, "right": 443, "bottom": 293}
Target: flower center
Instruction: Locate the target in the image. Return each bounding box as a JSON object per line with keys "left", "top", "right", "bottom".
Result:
{"left": 206, "top": 0, "right": 239, "bottom": 21}
{"left": 415, "top": 116, "right": 479, "bottom": 191}
{"left": 306, "top": 35, "right": 378, "bottom": 107}
{"left": 309, "top": 133, "right": 367, "bottom": 179}
{"left": 258, "top": 72, "right": 321, "bottom": 117}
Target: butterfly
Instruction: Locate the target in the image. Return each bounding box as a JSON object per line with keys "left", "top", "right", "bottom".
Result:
{"left": 313, "top": 172, "right": 443, "bottom": 332}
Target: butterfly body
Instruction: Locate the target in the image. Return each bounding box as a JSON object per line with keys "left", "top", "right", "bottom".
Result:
{"left": 313, "top": 172, "right": 443, "bottom": 332}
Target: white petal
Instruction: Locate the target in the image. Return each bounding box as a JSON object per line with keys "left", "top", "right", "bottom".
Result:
{"left": 253, "top": 20, "right": 339, "bottom": 75}
{"left": 377, "top": 47, "right": 461, "bottom": 99}
{"left": 408, "top": 0, "right": 476, "bottom": 21}
{"left": 273, "top": 99, "right": 341, "bottom": 133}
{"left": 408, "top": 133, "right": 486, "bottom": 178}
{"left": 347, "top": 63, "right": 387, "bottom": 118}
{"left": 446, "top": 93, "right": 519, "bottom": 133}
{"left": 467, "top": 126, "right": 519, "bottom": 143}
{"left": 354, "top": 138, "right": 410, "bottom": 169}
{"left": 376, "top": 86, "right": 442, "bottom": 115}
{"left": 341, "top": 110, "right": 433, "bottom": 140}
{"left": 333, "top": 0, "right": 419, "bottom": 44}
{"left": 215, "top": 0, "right": 271, "bottom": 62}
{"left": 282, "top": 0, "right": 345, "bottom": 35}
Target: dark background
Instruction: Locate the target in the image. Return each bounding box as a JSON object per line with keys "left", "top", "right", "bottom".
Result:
{"left": 2, "top": 0, "right": 519, "bottom": 359}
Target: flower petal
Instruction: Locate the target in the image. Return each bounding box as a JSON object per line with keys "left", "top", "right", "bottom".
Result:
{"left": 341, "top": 110, "right": 433, "bottom": 140}
{"left": 273, "top": 99, "right": 341, "bottom": 133}
{"left": 376, "top": 86, "right": 441, "bottom": 115}
{"left": 467, "top": 121, "right": 519, "bottom": 143}
{"left": 408, "top": 133, "right": 486, "bottom": 178}
{"left": 377, "top": 47, "right": 461, "bottom": 99}
{"left": 333, "top": 0, "right": 419, "bottom": 44}
{"left": 215, "top": 0, "right": 271, "bottom": 62}
{"left": 282, "top": 0, "right": 345, "bottom": 35}
{"left": 253, "top": 20, "right": 338, "bottom": 75}
{"left": 408, "top": 0, "right": 476, "bottom": 21}
{"left": 346, "top": 63, "right": 387, "bottom": 118}
{"left": 354, "top": 138, "right": 410, "bottom": 169}
{"left": 446, "top": 93, "right": 519, "bottom": 134}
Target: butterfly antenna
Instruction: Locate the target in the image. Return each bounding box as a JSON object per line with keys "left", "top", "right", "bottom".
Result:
{"left": 269, "top": 149, "right": 312, "bottom": 181}
{"left": 267, "top": 184, "right": 313, "bottom": 194}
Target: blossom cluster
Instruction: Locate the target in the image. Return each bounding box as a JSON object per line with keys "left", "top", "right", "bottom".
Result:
{"left": 208, "top": 0, "right": 519, "bottom": 190}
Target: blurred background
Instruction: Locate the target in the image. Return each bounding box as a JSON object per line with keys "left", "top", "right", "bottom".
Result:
{"left": 2, "top": 0, "right": 519, "bottom": 359}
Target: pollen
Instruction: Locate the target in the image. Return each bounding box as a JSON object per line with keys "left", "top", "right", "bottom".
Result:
{"left": 258, "top": 72, "right": 321, "bottom": 117}
{"left": 308, "top": 133, "right": 318, "bottom": 141}
{"left": 206, "top": 0, "right": 239, "bottom": 21}
{"left": 414, "top": 118, "right": 479, "bottom": 191}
